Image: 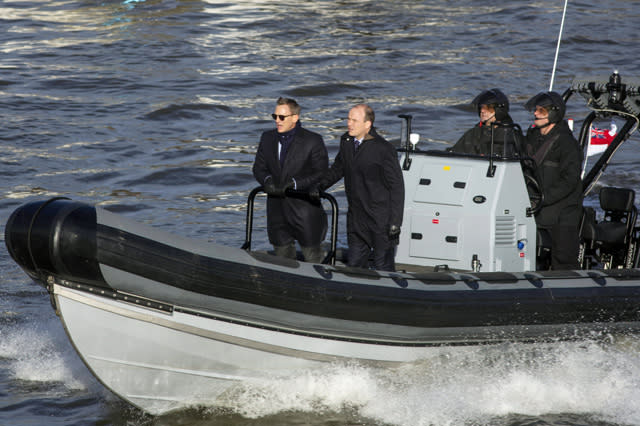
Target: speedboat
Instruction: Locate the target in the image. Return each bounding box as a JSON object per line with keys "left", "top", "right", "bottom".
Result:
{"left": 5, "top": 73, "right": 640, "bottom": 415}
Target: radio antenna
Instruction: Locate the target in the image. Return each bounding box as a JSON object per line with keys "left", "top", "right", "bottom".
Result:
{"left": 549, "top": 0, "right": 569, "bottom": 91}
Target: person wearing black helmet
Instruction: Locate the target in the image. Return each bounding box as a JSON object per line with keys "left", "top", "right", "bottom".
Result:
{"left": 523, "top": 91, "right": 583, "bottom": 270}
{"left": 450, "top": 88, "right": 522, "bottom": 156}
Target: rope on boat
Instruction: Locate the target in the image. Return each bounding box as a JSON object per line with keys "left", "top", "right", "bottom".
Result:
{"left": 549, "top": 0, "right": 569, "bottom": 91}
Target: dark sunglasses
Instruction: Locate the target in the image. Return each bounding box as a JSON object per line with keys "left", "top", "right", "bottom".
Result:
{"left": 271, "top": 114, "right": 294, "bottom": 121}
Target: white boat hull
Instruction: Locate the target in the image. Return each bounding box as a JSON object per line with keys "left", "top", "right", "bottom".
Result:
{"left": 54, "top": 283, "right": 451, "bottom": 414}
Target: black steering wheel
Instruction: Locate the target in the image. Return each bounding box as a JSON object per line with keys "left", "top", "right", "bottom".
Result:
{"left": 521, "top": 158, "right": 544, "bottom": 215}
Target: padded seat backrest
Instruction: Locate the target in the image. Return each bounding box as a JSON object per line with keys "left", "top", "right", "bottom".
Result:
{"left": 600, "top": 187, "right": 635, "bottom": 218}
{"left": 595, "top": 187, "right": 637, "bottom": 246}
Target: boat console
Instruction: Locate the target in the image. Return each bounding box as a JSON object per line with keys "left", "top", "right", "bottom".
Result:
{"left": 395, "top": 149, "right": 536, "bottom": 272}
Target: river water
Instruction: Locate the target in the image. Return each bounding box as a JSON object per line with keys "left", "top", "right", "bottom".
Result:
{"left": 2, "top": 0, "right": 640, "bottom": 425}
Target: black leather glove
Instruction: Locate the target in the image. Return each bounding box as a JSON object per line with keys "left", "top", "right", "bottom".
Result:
{"left": 388, "top": 224, "right": 401, "bottom": 239}
{"left": 308, "top": 185, "right": 321, "bottom": 201}
{"left": 263, "top": 176, "right": 277, "bottom": 195}
{"left": 274, "top": 177, "right": 295, "bottom": 197}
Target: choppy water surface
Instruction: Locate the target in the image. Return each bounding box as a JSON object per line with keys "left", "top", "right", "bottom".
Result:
{"left": 2, "top": 0, "right": 640, "bottom": 425}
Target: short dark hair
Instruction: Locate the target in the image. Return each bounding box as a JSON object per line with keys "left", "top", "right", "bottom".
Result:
{"left": 363, "top": 104, "right": 375, "bottom": 125}
{"left": 356, "top": 104, "right": 375, "bottom": 125}
{"left": 276, "top": 97, "right": 301, "bottom": 115}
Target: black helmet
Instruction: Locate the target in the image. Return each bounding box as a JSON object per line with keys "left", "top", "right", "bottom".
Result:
{"left": 524, "top": 91, "right": 566, "bottom": 124}
{"left": 472, "top": 88, "right": 510, "bottom": 121}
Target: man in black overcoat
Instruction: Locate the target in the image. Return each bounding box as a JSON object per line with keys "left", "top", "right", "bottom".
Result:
{"left": 253, "top": 97, "right": 328, "bottom": 263}
{"left": 523, "top": 91, "right": 583, "bottom": 270}
{"left": 317, "top": 104, "right": 404, "bottom": 271}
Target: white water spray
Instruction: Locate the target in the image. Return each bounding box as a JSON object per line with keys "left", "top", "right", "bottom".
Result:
{"left": 214, "top": 339, "right": 640, "bottom": 426}
{"left": 0, "top": 317, "right": 88, "bottom": 391}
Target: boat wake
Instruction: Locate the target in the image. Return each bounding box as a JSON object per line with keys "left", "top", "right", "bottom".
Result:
{"left": 209, "top": 338, "right": 640, "bottom": 426}
{"left": 3, "top": 313, "right": 640, "bottom": 425}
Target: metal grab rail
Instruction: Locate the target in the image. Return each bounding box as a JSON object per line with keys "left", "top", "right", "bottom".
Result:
{"left": 241, "top": 187, "right": 339, "bottom": 265}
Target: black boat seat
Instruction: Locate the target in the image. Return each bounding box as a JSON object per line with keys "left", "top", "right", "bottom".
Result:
{"left": 593, "top": 187, "right": 637, "bottom": 246}
{"left": 596, "top": 221, "right": 630, "bottom": 244}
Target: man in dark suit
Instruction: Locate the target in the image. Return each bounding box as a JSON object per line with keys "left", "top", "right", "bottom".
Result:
{"left": 252, "top": 97, "right": 328, "bottom": 263}
{"left": 316, "top": 104, "right": 404, "bottom": 271}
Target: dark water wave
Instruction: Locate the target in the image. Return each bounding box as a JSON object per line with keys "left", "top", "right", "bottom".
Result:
{"left": 143, "top": 103, "right": 233, "bottom": 120}
{"left": 2, "top": 0, "right": 640, "bottom": 425}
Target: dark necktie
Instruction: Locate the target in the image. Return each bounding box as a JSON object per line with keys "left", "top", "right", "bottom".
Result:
{"left": 354, "top": 138, "right": 361, "bottom": 151}
{"left": 279, "top": 136, "right": 293, "bottom": 167}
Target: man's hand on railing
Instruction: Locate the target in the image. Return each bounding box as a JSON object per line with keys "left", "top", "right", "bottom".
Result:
{"left": 308, "top": 185, "right": 321, "bottom": 201}
{"left": 275, "top": 178, "right": 295, "bottom": 196}
{"left": 263, "top": 176, "right": 277, "bottom": 195}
